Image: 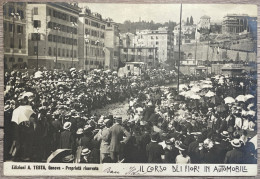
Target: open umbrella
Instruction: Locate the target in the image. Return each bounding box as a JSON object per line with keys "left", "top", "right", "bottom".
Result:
{"left": 245, "top": 94, "right": 254, "bottom": 101}
{"left": 201, "top": 84, "right": 213, "bottom": 89}
{"left": 70, "top": 68, "right": 76, "bottom": 72}
{"left": 191, "top": 86, "right": 201, "bottom": 92}
{"left": 179, "top": 91, "right": 187, "bottom": 96}
{"left": 190, "top": 94, "right": 201, "bottom": 100}
{"left": 47, "top": 149, "right": 72, "bottom": 163}
{"left": 34, "top": 71, "right": 43, "bottom": 79}
{"left": 205, "top": 91, "right": 215, "bottom": 97}
{"left": 184, "top": 91, "right": 196, "bottom": 98}
{"left": 224, "top": 97, "right": 235, "bottom": 104}
{"left": 236, "top": 95, "right": 246, "bottom": 102}
{"left": 11, "top": 105, "right": 35, "bottom": 125}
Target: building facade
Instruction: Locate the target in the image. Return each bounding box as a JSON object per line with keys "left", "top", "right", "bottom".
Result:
{"left": 134, "top": 27, "right": 174, "bottom": 64}
{"left": 222, "top": 14, "right": 257, "bottom": 37}
{"left": 104, "top": 19, "right": 120, "bottom": 70}
{"left": 26, "top": 2, "right": 81, "bottom": 70}
{"left": 78, "top": 7, "right": 106, "bottom": 71}
{"left": 4, "top": 2, "right": 28, "bottom": 70}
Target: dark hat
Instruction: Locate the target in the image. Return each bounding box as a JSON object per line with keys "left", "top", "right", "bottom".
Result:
{"left": 151, "top": 132, "right": 159, "bottom": 141}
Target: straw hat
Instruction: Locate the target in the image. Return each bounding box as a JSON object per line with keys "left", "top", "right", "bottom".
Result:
{"left": 76, "top": 128, "right": 83, "bottom": 135}
{"left": 230, "top": 139, "right": 242, "bottom": 148}
{"left": 63, "top": 122, "right": 71, "bottom": 130}
{"left": 81, "top": 148, "right": 91, "bottom": 156}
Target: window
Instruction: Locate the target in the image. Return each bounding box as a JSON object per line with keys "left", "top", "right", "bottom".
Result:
{"left": 17, "top": 9, "right": 24, "bottom": 19}
{"left": 48, "top": 47, "right": 52, "bottom": 56}
{"left": 10, "top": 38, "right": 14, "bottom": 48}
{"left": 8, "top": 6, "right": 14, "bottom": 16}
{"left": 18, "top": 58, "right": 23, "bottom": 62}
{"left": 58, "top": 36, "right": 61, "bottom": 43}
{"left": 71, "top": 50, "right": 73, "bottom": 57}
{"left": 48, "top": 34, "right": 52, "bottom": 41}
{"left": 74, "top": 39, "right": 77, "bottom": 45}
{"left": 31, "top": 33, "right": 40, "bottom": 41}
{"left": 48, "top": 22, "right": 52, "bottom": 29}
{"left": 9, "top": 24, "right": 13, "bottom": 32}
{"left": 124, "top": 48, "right": 127, "bottom": 52}
{"left": 4, "top": 22, "right": 7, "bottom": 31}
{"left": 33, "top": 20, "right": 41, "bottom": 28}
{"left": 156, "top": 41, "right": 159, "bottom": 45}
{"left": 58, "top": 48, "right": 60, "bottom": 56}
{"left": 127, "top": 66, "right": 130, "bottom": 70}
{"left": 62, "top": 37, "right": 65, "bottom": 44}
{"left": 9, "top": 57, "right": 14, "bottom": 62}
{"left": 131, "top": 49, "right": 135, "bottom": 52}
{"left": 17, "top": 25, "right": 23, "bottom": 33}
{"left": 34, "top": 7, "right": 38, "bottom": 15}
{"left": 90, "top": 61, "right": 93, "bottom": 65}
{"left": 74, "top": 50, "right": 76, "bottom": 58}
{"left": 48, "top": 9, "right": 52, "bottom": 16}
{"left": 18, "top": 39, "right": 22, "bottom": 49}
{"left": 62, "top": 49, "right": 65, "bottom": 56}
{"left": 53, "top": 35, "right": 56, "bottom": 42}
{"left": 54, "top": 48, "right": 56, "bottom": 56}
{"left": 34, "top": 46, "right": 37, "bottom": 55}
{"left": 3, "top": 5, "right": 6, "bottom": 16}
{"left": 85, "top": 19, "right": 88, "bottom": 24}
{"left": 67, "top": 49, "right": 69, "bottom": 57}
{"left": 85, "top": 60, "right": 89, "bottom": 65}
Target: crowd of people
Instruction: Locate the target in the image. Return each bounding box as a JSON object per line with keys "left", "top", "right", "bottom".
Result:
{"left": 4, "top": 68, "right": 257, "bottom": 164}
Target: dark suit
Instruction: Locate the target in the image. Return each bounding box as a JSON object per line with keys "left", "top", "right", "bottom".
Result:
{"left": 59, "top": 130, "right": 75, "bottom": 150}
{"left": 146, "top": 141, "right": 164, "bottom": 163}
{"left": 109, "top": 123, "right": 130, "bottom": 162}
{"left": 224, "top": 148, "right": 244, "bottom": 164}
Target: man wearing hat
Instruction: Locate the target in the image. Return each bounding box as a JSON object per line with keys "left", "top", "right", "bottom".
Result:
{"left": 59, "top": 122, "right": 75, "bottom": 151}
{"left": 224, "top": 139, "right": 244, "bottom": 164}
{"left": 146, "top": 132, "right": 164, "bottom": 163}
{"left": 163, "top": 139, "right": 179, "bottom": 163}
{"left": 109, "top": 117, "right": 131, "bottom": 162}
{"left": 94, "top": 118, "right": 113, "bottom": 163}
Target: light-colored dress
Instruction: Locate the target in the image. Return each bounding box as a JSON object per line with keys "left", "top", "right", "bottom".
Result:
{"left": 175, "top": 154, "right": 191, "bottom": 164}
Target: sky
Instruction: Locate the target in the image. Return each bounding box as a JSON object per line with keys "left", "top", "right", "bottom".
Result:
{"left": 79, "top": 3, "right": 257, "bottom": 24}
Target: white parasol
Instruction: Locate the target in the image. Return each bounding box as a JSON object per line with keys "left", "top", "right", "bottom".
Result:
{"left": 236, "top": 95, "right": 246, "bottom": 102}
{"left": 11, "top": 105, "right": 35, "bottom": 125}
{"left": 205, "top": 91, "right": 215, "bottom": 97}
{"left": 224, "top": 97, "right": 235, "bottom": 104}
{"left": 245, "top": 94, "right": 254, "bottom": 101}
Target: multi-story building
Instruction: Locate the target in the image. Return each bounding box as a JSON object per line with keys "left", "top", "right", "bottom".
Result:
{"left": 4, "top": 2, "right": 28, "bottom": 70}
{"left": 195, "top": 15, "right": 211, "bottom": 41}
{"left": 26, "top": 2, "right": 81, "bottom": 70}
{"left": 78, "top": 7, "right": 106, "bottom": 71}
{"left": 134, "top": 27, "right": 174, "bottom": 64}
{"left": 222, "top": 14, "right": 257, "bottom": 37}
{"left": 104, "top": 19, "right": 120, "bottom": 70}
{"left": 173, "top": 20, "right": 196, "bottom": 45}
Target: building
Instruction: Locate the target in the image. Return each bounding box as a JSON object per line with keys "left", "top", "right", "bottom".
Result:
{"left": 78, "top": 7, "right": 106, "bottom": 71}
{"left": 26, "top": 2, "right": 81, "bottom": 70}
{"left": 134, "top": 27, "right": 174, "bottom": 64}
{"left": 222, "top": 14, "right": 257, "bottom": 37}
{"left": 104, "top": 19, "right": 120, "bottom": 70}
{"left": 4, "top": 2, "right": 28, "bottom": 70}
{"left": 195, "top": 15, "right": 211, "bottom": 41}
{"left": 173, "top": 21, "right": 197, "bottom": 45}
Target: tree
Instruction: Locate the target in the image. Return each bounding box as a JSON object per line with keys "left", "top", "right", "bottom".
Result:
{"left": 190, "top": 16, "right": 194, "bottom": 25}
{"left": 186, "top": 17, "right": 189, "bottom": 25}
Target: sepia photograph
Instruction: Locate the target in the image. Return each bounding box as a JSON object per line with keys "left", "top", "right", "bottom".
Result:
{"left": 2, "top": 1, "right": 258, "bottom": 176}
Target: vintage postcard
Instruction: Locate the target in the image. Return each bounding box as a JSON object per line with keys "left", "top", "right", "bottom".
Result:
{"left": 2, "top": 1, "right": 258, "bottom": 176}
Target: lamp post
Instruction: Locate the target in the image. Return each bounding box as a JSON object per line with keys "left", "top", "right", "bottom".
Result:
{"left": 36, "top": 27, "right": 39, "bottom": 71}
{"left": 84, "top": 34, "right": 90, "bottom": 71}
{"left": 53, "top": 26, "right": 60, "bottom": 69}
{"left": 95, "top": 39, "right": 100, "bottom": 69}
{"left": 71, "top": 22, "right": 77, "bottom": 68}
{"left": 11, "top": 12, "right": 20, "bottom": 70}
